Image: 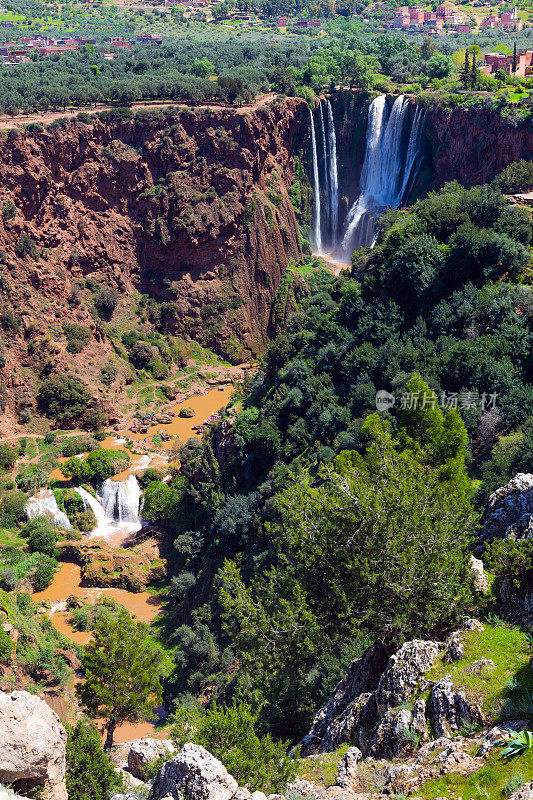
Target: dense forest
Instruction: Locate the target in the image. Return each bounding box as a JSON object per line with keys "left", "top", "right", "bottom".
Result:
{"left": 129, "top": 160, "right": 533, "bottom": 744}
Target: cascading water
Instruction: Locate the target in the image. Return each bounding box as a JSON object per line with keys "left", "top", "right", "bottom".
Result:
{"left": 75, "top": 486, "right": 116, "bottom": 538}
{"left": 25, "top": 489, "right": 71, "bottom": 529}
{"left": 326, "top": 100, "right": 339, "bottom": 243}
{"left": 309, "top": 107, "right": 322, "bottom": 253}
{"left": 341, "top": 95, "right": 426, "bottom": 255}
{"left": 318, "top": 101, "right": 330, "bottom": 230}
{"left": 98, "top": 474, "right": 142, "bottom": 525}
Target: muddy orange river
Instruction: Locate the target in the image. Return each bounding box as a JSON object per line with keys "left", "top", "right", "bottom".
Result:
{"left": 124, "top": 384, "right": 234, "bottom": 445}
{"left": 33, "top": 563, "right": 167, "bottom": 742}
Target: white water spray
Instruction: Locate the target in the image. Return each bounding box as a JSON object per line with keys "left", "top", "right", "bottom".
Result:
{"left": 98, "top": 474, "right": 142, "bottom": 524}
{"left": 326, "top": 99, "right": 339, "bottom": 243}
{"left": 25, "top": 490, "right": 71, "bottom": 529}
{"left": 309, "top": 107, "right": 322, "bottom": 253}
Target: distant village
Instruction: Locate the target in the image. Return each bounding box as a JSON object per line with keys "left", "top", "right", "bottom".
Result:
{"left": 0, "top": 0, "right": 529, "bottom": 77}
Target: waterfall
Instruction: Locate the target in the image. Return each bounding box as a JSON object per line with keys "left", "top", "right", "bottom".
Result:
{"left": 98, "top": 474, "right": 142, "bottom": 524}
{"left": 341, "top": 95, "right": 426, "bottom": 255}
{"left": 25, "top": 489, "right": 71, "bottom": 529}
{"left": 318, "top": 101, "right": 330, "bottom": 230}
{"left": 326, "top": 100, "right": 339, "bottom": 244}
{"left": 309, "top": 107, "right": 322, "bottom": 253}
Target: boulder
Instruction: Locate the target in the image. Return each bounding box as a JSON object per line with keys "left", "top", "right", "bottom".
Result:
{"left": 148, "top": 743, "right": 238, "bottom": 800}
{"left": 430, "top": 676, "right": 484, "bottom": 737}
{"left": 128, "top": 738, "right": 176, "bottom": 781}
{"left": 509, "top": 782, "right": 533, "bottom": 800}
{"left": 336, "top": 746, "right": 362, "bottom": 787}
{"left": 480, "top": 473, "right": 533, "bottom": 546}
{"left": 0, "top": 690, "right": 67, "bottom": 800}
{"left": 470, "top": 555, "right": 489, "bottom": 594}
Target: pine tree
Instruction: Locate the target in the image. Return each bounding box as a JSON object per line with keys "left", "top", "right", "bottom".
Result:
{"left": 460, "top": 49, "right": 470, "bottom": 88}
{"left": 471, "top": 50, "right": 478, "bottom": 89}
{"left": 513, "top": 41, "right": 517, "bottom": 74}
{"left": 76, "top": 608, "right": 165, "bottom": 751}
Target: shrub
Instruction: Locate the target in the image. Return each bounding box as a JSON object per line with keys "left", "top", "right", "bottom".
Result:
{"left": 94, "top": 288, "right": 119, "bottom": 321}
{"left": 2, "top": 200, "right": 16, "bottom": 220}
{"left": 130, "top": 341, "right": 155, "bottom": 369}
{"left": 23, "top": 517, "right": 57, "bottom": 557}
{"left": 33, "top": 554, "right": 57, "bottom": 591}
{"left": 74, "top": 508, "right": 97, "bottom": 532}
{"left": 0, "top": 489, "right": 28, "bottom": 524}
{"left": 38, "top": 375, "right": 92, "bottom": 421}
{"left": 15, "top": 233, "right": 38, "bottom": 259}
{"left": 0, "top": 444, "right": 16, "bottom": 471}
{"left": 100, "top": 363, "right": 117, "bottom": 386}
{"left": 172, "top": 702, "right": 294, "bottom": 793}
{"left": 0, "top": 627, "right": 13, "bottom": 664}
{"left": 150, "top": 359, "right": 168, "bottom": 380}
{"left": 62, "top": 322, "right": 91, "bottom": 354}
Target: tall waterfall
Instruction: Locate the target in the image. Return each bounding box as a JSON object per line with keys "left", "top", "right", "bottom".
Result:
{"left": 25, "top": 489, "right": 71, "bottom": 529}
{"left": 309, "top": 107, "right": 322, "bottom": 253}
{"left": 326, "top": 100, "right": 339, "bottom": 243}
{"left": 98, "top": 474, "right": 142, "bottom": 525}
{"left": 318, "top": 101, "right": 330, "bottom": 229}
{"left": 341, "top": 95, "right": 426, "bottom": 254}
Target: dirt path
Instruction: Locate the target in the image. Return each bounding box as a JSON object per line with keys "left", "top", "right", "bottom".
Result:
{"left": 0, "top": 92, "right": 277, "bottom": 130}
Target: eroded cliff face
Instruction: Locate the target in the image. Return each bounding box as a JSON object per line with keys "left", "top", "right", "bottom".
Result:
{"left": 0, "top": 98, "right": 306, "bottom": 423}
{"left": 427, "top": 105, "right": 533, "bottom": 187}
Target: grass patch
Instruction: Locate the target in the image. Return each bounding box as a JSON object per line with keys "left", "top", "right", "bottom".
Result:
{"left": 427, "top": 623, "right": 533, "bottom": 723}
{"left": 296, "top": 745, "right": 349, "bottom": 786}
{"left": 418, "top": 750, "right": 533, "bottom": 800}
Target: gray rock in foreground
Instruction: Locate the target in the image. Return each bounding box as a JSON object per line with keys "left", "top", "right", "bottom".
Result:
{"left": 148, "top": 743, "right": 238, "bottom": 800}
{"left": 0, "top": 690, "right": 67, "bottom": 800}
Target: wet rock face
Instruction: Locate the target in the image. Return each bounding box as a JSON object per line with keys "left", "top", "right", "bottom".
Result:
{"left": 0, "top": 690, "right": 67, "bottom": 800}
{"left": 427, "top": 106, "right": 533, "bottom": 186}
{"left": 480, "top": 473, "right": 533, "bottom": 546}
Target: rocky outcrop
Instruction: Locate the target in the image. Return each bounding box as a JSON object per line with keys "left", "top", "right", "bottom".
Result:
{"left": 479, "top": 473, "right": 533, "bottom": 546}
{"left": 128, "top": 738, "right": 177, "bottom": 781}
{"left": 300, "top": 639, "right": 440, "bottom": 758}
{"left": 427, "top": 105, "right": 533, "bottom": 187}
{"left": 0, "top": 690, "right": 67, "bottom": 800}
{"left": 509, "top": 782, "right": 533, "bottom": 800}
{"left": 299, "top": 641, "right": 389, "bottom": 755}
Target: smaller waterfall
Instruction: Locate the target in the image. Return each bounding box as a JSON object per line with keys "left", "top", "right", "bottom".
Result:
{"left": 326, "top": 100, "right": 339, "bottom": 244}
{"left": 75, "top": 486, "right": 115, "bottom": 538}
{"left": 98, "top": 474, "right": 142, "bottom": 524}
{"left": 25, "top": 489, "right": 71, "bottom": 529}
{"left": 309, "top": 107, "right": 322, "bottom": 253}
{"left": 318, "top": 101, "right": 330, "bottom": 229}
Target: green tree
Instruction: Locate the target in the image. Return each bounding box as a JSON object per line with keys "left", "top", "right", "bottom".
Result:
{"left": 66, "top": 720, "right": 122, "bottom": 800}
{"left": 460, "top": 49, "right": 470, "bottom": 89}
{"left": 0, "top": 444, "right": 16, "bottom": 471}
{"left": 77, "top": 608, "right": 165, "bottom": 750}
{"left": 219, "top": 411, "right": 475, "bottom": 710}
